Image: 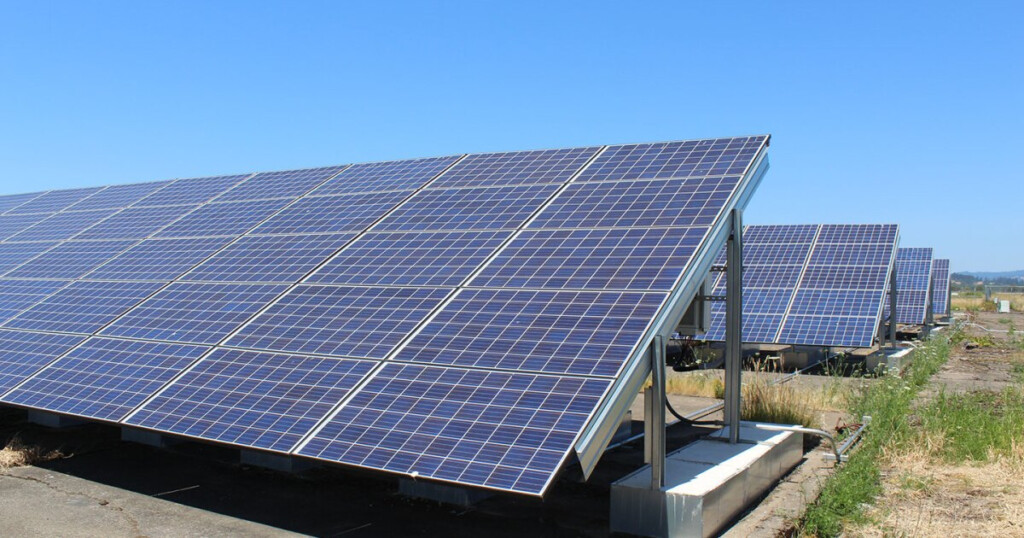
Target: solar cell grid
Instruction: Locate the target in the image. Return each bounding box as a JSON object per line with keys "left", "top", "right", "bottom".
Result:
{"left": 101, "top": 282, "right": 289, "bottom": 344}
{"left": 3, "top": 280, "right": 164, "bottom": 334}
{"left": 135, "top": 174, "right": 251, "bottom": 207}
{"left": 777, "top": 316, "right": 878, "bottom": 348}
{"left": 888, "top": 247, "right": 933, "bottom": 325}
{"left": 392, "top": 288, "right": 666, "bottom": 377}
{"left": 7, "top": 186, "right": 104, "bottom": 214}
{"left": 427, "top": 147, "right": 598, "bottom": 189}
{"left": 787, "top": 289, "right": 883, "bottom": 317}
{"left": 85, "top": 237, "right": 235, "bottom": 281}
{"left": 0, "top": 213, "right": 51, "bottom": 241}
{"left": 575, "top": 137, "right": 766, "bottom": 183}
{"left": 0, "top": 192, "right": 46, "bottom": 214}
{"left": 932, "top": 259, "right": 950, "bottom": 316}
{"left": 310, "top": 156, "right": 460, "bottom": 197}
{"left": 0, "top": 279, "right": 69, "bottom": 323}
{"left": 76, "top": 204, "right": 198, "bottom": 240}
{"left": 155, "top": 199, "right": 291, "bottom": 239}
{"left": 252, "top": 191, "right": 414, "bottom": 236}
{"left": 741, "top": 224, "right": 819, "bottom": 244}
{"left": 0, "top": 330, "right": 85, "bottom": 394}
{"left": 217, "top": 166, "right": 347, "bottom": 202}
{"left": 183, "top": 233, "right": 355, "bottom": 283}
{"left": 226, "top": 285, "right": 451, "bottom": 359}
{"left": 374, "top": 184, "right": 559, "bottom": 232}
{"left": 469, "top": 227, "right": 704, "bottom": 291}
{"left": 0, "top": 338, "right": 209, "bottom": 422}
{"left": 799, "top": 265, "right": 889, "bottom": 290}
{"left": 704, "top": 312, "right": 785, "bottom": 343}
{"left": 528, "top": 177, "right": 740, "bottom": 230}
{"left": 65, "top": 181, "right": 172, "bottom": 211}
{"left": 0, "top": 241, "right": 59, "bottom": 275}
{"left": 126, "top": 349, "right": 376, "bottom": 452}
{"left": 308, "top": 230, "right": 511, "bottom": 288}
{"left": 806, "top": 244, "right": 894, "bottom": 266}
{"left": 297, "top": 363, "right": 611, "bottom": 495}
{"left": 7, "top": 209, "right": 118, "bottom": 242}
{"left": 815, "top": 224, "right": 899, "bottom": 244}
{"left": 6, "top": 240, "right": 138, "bottom": 279}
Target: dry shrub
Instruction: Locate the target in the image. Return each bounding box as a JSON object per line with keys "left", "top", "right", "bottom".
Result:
{"left": 741, "top": 373, "right": 820, "bottom": 429}
{"left": 0, "top": 436, "right": 62, "bottom": 470}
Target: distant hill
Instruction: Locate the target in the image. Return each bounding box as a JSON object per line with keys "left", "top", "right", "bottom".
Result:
{"left": 960, "top": 270, "right": 1024, "bottom": 280}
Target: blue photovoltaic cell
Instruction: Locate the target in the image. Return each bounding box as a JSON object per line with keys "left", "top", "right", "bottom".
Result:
{"left": 7, "top": 186, "right": 104, "bottom": 214}
{"left": 252, "top": 191, "right": 414, "bottom": 235}
{"left": 470, "top": 227, "right": 705, "bottom": 291}
{"left": 127, "top": 349, "right": 376, "bottom": 452}
{"left": 393, "top": 288, "right": 666, "bottom": 377}
{"left": 226, "top": 285, "right": 451, "bottom": 359}
{"left": 6, "top": 240, "right": 137, "bottom": 279}
{"left": 815, "top": 224, "right": 899, "bottom": 244}
{"left": 217, "top": 166, "right": 347, "bottom": 202}
{"left": 297, "top": 363, "right": 611, "bottom": 495}
{"left": 574, "top": 137, "right": 767, "bottom": 183}
{"left": 0, "top": 279, "right": 69, "bottom": 323}
{"left": 0, "top": 338, "right": 209, "bottom": 422}
{"left": 427, "top": 147, "right": 599, "bottom": 189}
{"left": 3, "top": 280, "right": 164, "bottom": 334}
{"left": 0, "top": 213, "right": 52, "bottom": 240}
{"left": 183, "top": 233, "right": 355, "bottom": 283}
{"left": 135, "top": 174, "right": 251, "bottom": 207}
{"left": 76, "top": 204, "right": 199, "bottom": 240}
{"left": 374, "top": 185, "right": 559, "bottom": 232}
{"left": 932, "top": 259, "right": 950, "bottom": 316}
{"left": 155, "top": 199, "right": 291, "bottom": 238}
{"left": 310, "top": 156, "right": 461, "bottom": 197}
{"left": 776, "top": 317, "right": 878, "bottom": 348}
{"left": 308, "top": 230, "right": 511, "bottom": 287}
{"left": 0, "top": 192, "right": 46, "bottom": 214}
{"left": 705, "top": 312, "right": 786, "bottom": 343}
{"left": 805, "top": 244, "right": 894, "bottom": 266}
{"left": 85, "top": 237, "right": 235, "bottom": 281}
{"left": 742, "top": 224, "right": 819, "bottom": 244}
{"left": 528, "top": 177, "right": 740, "bottom": 230}
{"left": 887, "top": 248, "right": 934, "bottom": 325}
{"left": 786, "top": 290, "right": 884, "bottom": 317}
{"left": 65, "top": 181, "right": 172, "bottom": 211}
{"left": 7, "top": 209, "right": 118, "bottom": 242}
{"left": 101, "top": 282, "right": 289, "bottom": 344}
{"left": 798, "top": 266, "right": 889, "bottom": 290}
{"left": 0, "top": 241, "right": 59, "bottom": 275}
{"left": 0, "top": 330, "right": 85, "bottom": 394}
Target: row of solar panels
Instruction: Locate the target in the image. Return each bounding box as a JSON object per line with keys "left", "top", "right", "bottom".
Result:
{"left": 0, "top": 137, "right": 771, "bottom": 496}
{"left": 700, "top": 226, "right": 950, "bottom": 348}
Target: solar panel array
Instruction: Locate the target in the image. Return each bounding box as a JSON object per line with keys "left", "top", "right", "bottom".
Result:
{"left": 0, "top": 135, "right": 770, "bottom": 496}
{"left": 704, "top": 224, "right": 899, "bottom": 348}
{"left": 887, "top": 247, "right": 934, "bottom": 325}
{"left": 931, "top": 258, "right": 950, "bottom": 317}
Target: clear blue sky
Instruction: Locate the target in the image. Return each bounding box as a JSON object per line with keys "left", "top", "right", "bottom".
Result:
{"left": 1, "top": 2, "right": 1021, "bottom": 271}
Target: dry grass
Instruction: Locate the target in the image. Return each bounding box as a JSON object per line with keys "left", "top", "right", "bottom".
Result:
{"left": 0, "top": 436, "right": 62, "bottom": 470}
{"left": 665, "top": 371, "right": 725, "bottom": 398}
{"left": 741, "top": 374, "right": 821, "bottom": 429}
{"left": 954, "top": 292, "right": 1024, "bottom": 312}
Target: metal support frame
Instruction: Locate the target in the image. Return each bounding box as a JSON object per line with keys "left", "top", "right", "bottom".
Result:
{"left": 888, "top": 265, "right": 898, "bottom": 346}
{"left": 925, "top": 279, "right": 935, "bottom": 327}
{"left": 723, "top": 209, "right": 743, "bottom": 444}
{"left": 649, "top": 335, "right": 666, "bottom": 489}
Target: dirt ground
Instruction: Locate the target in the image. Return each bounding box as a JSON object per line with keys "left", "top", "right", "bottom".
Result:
{"left": 850, "top": 311, "right": 1024, "bottom": 537}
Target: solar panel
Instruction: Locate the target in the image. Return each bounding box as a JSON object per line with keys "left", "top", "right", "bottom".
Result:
{"left": 0, "top": 192, "right": 47, "bottom": 214}
{"left": 126, "top": 349, "right": 376, "bottom": 452}
{"left": 134, "top": 174, "right": 251, "bottom": 207}
{"left": 0, "top": 279, "right": 69, "bottom": 323}
{"left": 391, "top": 288, "right": 666, "bottom": 377}
{"left": 0, "top": 241, "right": 59, "bottom": 276}
{"left": 3, "top": 280, "right": 164, "bottom": 334}
{"left": 182, "top": 233, "right": 356, "bottom": 283}
{"left": 217, "top": 166, "right": 347, "bottom": 202}
{"left": 7, "top": 186, "right": 105, "bottom": 214}
{"left": 309, "top": 156, "right": 461, "bottom": 197}
{"left": 5, "top": 240, "right": 138, "bottom": 279}
{"left": 0, "top": 330, "right": 85, "bottom": 394}
{"left": 226, "top": 285, "right": 451, "bottom": 358}
{"left": 426, "top": 147, "right": 599, "bottom": 189}
{"left": 76, "top": 204, "right": 199, "bottom": 240}
{"left": 6, "top": 209, "right": 119, "bottom": 242}
{"left": 0, "top": 338, "right": 209, "bottom": 422}
{"left": 100, "top": 282, "right": 289, "bottom": 344}
{"left": 573, "top": 137, "right": 764, "bottom": 183}
{"left": 296, "top": 363, "right": 611, "bottom": 495}
{"left": 888, "top": 247, "right": 934, "bottom": 325}
{"left": 0, "top": 213, "right": 51, "bottom": 240}
{"left": 374, "top": 185, "right": 560, "bottom": 232}
{"left": 469, "top": 227, "right": 705, "bottom": 291}
{"left": 64, "top": 181, "right": 172, "bottom": 211}
{"left": 252, "top": 191, "right": 415, "bottom": 235}
{"left": 307, "top": 230, "right": 511, "bottom": 287}
{"left": 85, "top": 237, "right": 236, "bottom": 281}
{"left": 931, "top": 259, "right": 950, "bottom": 316}
{"left": 155, "top": 199, "right": 291, "bottom": 239}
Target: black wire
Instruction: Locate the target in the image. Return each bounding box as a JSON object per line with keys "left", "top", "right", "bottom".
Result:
{"left": 665, "top": 398, "right": 723, "bottom": 426}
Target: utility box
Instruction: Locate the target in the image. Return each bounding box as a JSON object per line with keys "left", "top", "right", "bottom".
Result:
{"left": 999, "top": 300, "right": 1011, "bottom": 313}
{"left": 676, "top": 276, "right": 712, "bottom": 336}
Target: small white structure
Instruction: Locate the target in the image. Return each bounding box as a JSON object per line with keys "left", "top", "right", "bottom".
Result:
{"left": 998, "top": 300, "right": 1011, "bottom": 313}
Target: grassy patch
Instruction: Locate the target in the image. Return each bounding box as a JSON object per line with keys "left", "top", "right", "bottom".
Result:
{"left": 799, "top": 332, "right": 952, "bottom": 536}
{"left": 920, "top": 388, "right": 1024, "bottom": 463}
{"left": 740, "top": 374, "right": 820, "bottom": 429}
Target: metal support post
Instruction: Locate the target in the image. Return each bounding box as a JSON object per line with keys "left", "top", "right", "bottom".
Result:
{"left": 888, "top": 266, "right": 898, "bottom": 346}
{"left": 649, "top": 335, "right": 666, "bottom": 489}
{"left": 926, "top": 282, "right": 935, "bottom": 326}
{"left": 642, "top": 385, "right": 653, "bottom": 464}
{"left": 723, "top": 209, "right": 743, "bottom": 444}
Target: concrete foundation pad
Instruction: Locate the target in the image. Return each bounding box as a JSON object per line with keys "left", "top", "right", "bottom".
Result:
{"left": 240, "top": 450, "right": 316, "bottom": 473}
{"left": 611, "top": 421, "right": 803, "bottom": 538}
{"left": 121, "top": 427, "right": 182, "bottom": 448}
{"left": 27, "top": 410, "right": 88, "bottom": 428}
{"left": 398, "top": 478, "right": 493, "bottom": 506}
{"left": 866, "top": 346, "right": 914, "bottom": 373}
